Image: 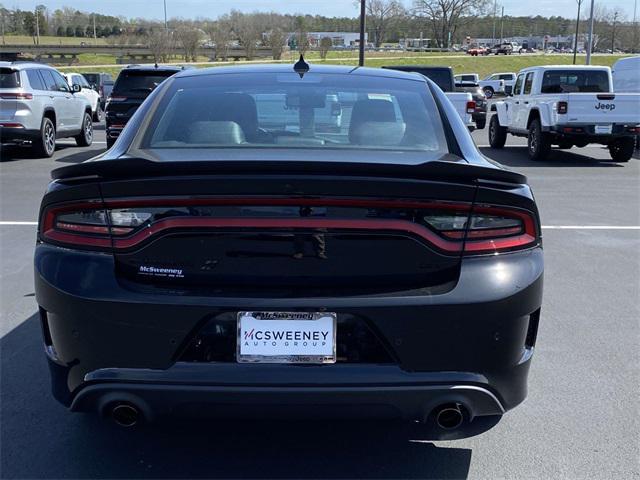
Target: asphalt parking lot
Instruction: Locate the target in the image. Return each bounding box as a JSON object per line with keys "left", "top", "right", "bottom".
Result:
{"left": 1, "top": 119, "right": 638, "bottom": 479}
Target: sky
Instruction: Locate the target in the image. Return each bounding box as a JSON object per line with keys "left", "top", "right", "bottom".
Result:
{"left": 6, "top": 0, "right": 638, "bottom": 21}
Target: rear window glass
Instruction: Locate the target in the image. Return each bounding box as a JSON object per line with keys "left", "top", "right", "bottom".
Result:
{"left": 541, "top": 70, "right": 610, "bottom": 93}
{"left": 143, "top": 72, "right": 448, "bottom": 155}
{"left": 113, "top": 71, "right": 177, "bottom": 96}
{"left": 26, "top": 70, "right": 45, "bottom": 90}
{"left": 407, "top": 69, "right": 452, "bottom": 92}
{"left": 0, "top": 68, "right": 21, "bottom": 88}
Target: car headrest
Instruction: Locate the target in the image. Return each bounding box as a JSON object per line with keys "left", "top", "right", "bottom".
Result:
{"left": 349, "top": 99, "right": 398, "bottom": 144}
{"left": 187, "top": 121, "right": 246, "bottom": 145}
{"left": 349, "top": 121, "right": 406, "bottom": 146}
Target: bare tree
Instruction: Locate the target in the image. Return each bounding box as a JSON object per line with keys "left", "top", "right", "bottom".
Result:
{"left": 230, "top": 10, "right": 262, "bottom": 60}
{"left": 365, "top": 0, "right": 405, "bottom": 47}
{"left": 262, "top": 13, "right": 288, "bottom": 60}
{"left": 293, "top": 16, "right": 310, "bottom": 55}
{"left": 319, "top": 36, "right": 333, "bottom": 59}
{"left": 413, "top": 0, "right": 489, "bottom": 49}
{"left": 204, "top": 15, "right": 233, "bottom": 60}
{"left": 175, "top": 26, "right": 202, "bottom": 61}
{"left": 147, "top": 29, "right": 172, "bottom": 63}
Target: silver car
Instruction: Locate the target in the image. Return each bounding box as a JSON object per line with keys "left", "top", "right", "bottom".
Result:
{"left": 0, "top": 61, "right": 93, "bottom": 157}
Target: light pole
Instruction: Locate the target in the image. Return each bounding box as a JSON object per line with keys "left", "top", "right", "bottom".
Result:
{"left": 359, "top": 0, "right": 366, "bottom": 66}
{"left": 634, "top": 0, "right": 638, "bottom": 53}
{"left": 611, "top": 10, "right": 618, "bottom": 53}
{"left": 586, "top": 0, "right": 595, "bottom": 64}
{"left": 573, "top": 0, "right": 582, "bottom": 65}
{"left": 500, "top": 6, "right": 504, "bottom": 43}
{"left": 492, "top": 0, "right": 497, "bottom": 45}
{"left": 163, "top": 0, "right": 168, "bottom": 30}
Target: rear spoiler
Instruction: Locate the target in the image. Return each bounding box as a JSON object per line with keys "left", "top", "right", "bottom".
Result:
{"left": 52, "top": 157, "right": 527, "bottom": 185}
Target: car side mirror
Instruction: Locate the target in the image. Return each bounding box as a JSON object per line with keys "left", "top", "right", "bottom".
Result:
{"left": 71, "top": 84, "right": 81, "bottom": 93}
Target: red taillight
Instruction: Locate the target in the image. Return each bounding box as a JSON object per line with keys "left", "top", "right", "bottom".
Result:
{"left": 40, "top": 198, "right": 539, "bottom": 255}
{"left": 557, "top": 101, "right": 568, "bottom": 114}
{"left": 0, "top": 122, "right": 24, "bottom": 128}
{"left": 0, "top": 92, "right": 33, "bottom": 100}
{"left": 466, "top": 101, "right": 476, "bottom": 113}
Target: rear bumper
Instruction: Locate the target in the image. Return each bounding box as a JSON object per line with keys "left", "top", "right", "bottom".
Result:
{"left": 35, "top": 245, "right": 543, "bottom": 419}
{"left": 0, "top": 126, "right": 40, "bottom": 143}
{"left": 548, "top": 123, "right": 639, "bottom": 142}
{"left": 70, "top": 364, "right": 506, "bottom": 421}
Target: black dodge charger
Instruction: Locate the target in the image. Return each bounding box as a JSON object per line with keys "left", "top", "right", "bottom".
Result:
{"left": 34, "top": 63, "right": 543, "bottom": 434}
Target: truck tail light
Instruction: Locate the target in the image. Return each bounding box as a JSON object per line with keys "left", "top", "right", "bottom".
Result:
{"left": 466, "top": 101, "right": 476, "bottom": 113}
{"left": 557, "top": 101, "right": 568, "bottom": 114}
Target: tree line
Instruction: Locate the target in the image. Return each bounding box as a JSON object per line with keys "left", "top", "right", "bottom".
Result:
{"left": 0, "top": 1, "right": 636, "bottom": 53}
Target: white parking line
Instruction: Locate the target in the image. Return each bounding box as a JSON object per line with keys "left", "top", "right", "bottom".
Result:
{"left": 57, "top": 141, "right": 107, "bottom": 145}
{"left": 1, "top": 222, "right": 639, "bottom": 229}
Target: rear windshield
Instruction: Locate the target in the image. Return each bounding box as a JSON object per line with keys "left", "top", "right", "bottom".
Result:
{"left": 402, "top": 69, "right": 452, "bottom": 92}
{"left": 143, "top": 72, "right": 448, "bottom": 155}
{"left": 0, "top": 68, "right": 21, "bottom": 88}
{"left": 113, "top": 70, "right": 177, "bottom": 96}
{"left": 541, "top": 70, "right": 610, "bottom": 93}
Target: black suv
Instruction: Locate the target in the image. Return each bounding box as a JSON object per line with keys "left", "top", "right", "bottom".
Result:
{"left": 105, "top": 65, "right": 183, "bottom": 148}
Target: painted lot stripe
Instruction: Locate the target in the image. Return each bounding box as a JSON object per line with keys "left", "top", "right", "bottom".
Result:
{"left": 1, "top": 222, "right": 638, "bottom": 230}
{"left": 57, "top": 141, "right": 107, "bottom": 145}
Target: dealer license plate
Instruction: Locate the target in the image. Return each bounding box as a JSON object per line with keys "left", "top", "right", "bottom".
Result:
{"left": 595, "top": 124, "right": 613, "bottom": 134}
{"left": 237, "top": 312, "right": 336, "bottom": 364}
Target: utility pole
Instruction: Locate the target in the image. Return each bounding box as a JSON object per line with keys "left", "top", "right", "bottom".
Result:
{"left": 35, "top": 6, "right": 39, "bottom": 45}
{"left": 359, "top": 0, "right": 366, "bottom": 66}
{"left": 573, "top": 0, "right": 582, "bottom": 65}
{"left": 93, "top": 14, "right": 97, "bottom": 46}
{"left": 634, "top": 0, "right": 638, "bottom": 53}
{"left": 492, "top": 0, "right": 497, "bottom": 45}
{"left": 163, "top": 0, "right": 168, "bottom": 30}
{"left": 586, "top": 0, "right": 595, "bottom": 64}
{"left": 500, "top": 6, "right": 504, "bottom": 43}
{"left": 611, "top": 10, "right": 618, "bottom": 53}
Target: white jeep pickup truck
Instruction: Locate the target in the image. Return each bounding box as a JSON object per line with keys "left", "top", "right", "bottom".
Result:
{"left": 478, "top": 72, "right": 517, "bottom": 98}
{"left": 489, "top": 65, "right": 640, "bottom": 162}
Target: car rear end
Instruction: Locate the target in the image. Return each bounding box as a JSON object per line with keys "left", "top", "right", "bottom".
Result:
{"left": 544, "top": 69, "right": 640, "bottom": 142}
{"left": 35, "top": 66, "right": 543, "bottom": 432}
{"left": 0, "top": 66, "right": 40, "bottom": 143}
{"left": 105, "top": 67, "right": 178, "bottom": 146}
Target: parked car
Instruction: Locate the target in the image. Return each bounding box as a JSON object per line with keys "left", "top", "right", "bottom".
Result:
{"left": 612, "top": 56, "right": 640, "bottom": 93}
{"left": 479, "top": 72, "right": 517, "bottom": 98}
{"left": 467, "top": 46, "right": 488, "bottom": 56}
{"left": 105, "top": 64, "right": 183, "bottom": 148}
{"left": 35, "top": 63, "right": 543, "bottom": 433}
{"left": 382, "top": 65, "right": 475, "bottom": 129}
{"left": 454, "top": 73, "right": 480, "bottom": 83}
{"left": 0, "top": 61, "right": 93, "bottom": 157}
{"left": 63, "top": 72, "right": 102, "bottom": 122}
{"left": 488, "top": 43, "right": 513, "bottom": 55}
{"left": 82, "top": 72, "right": 113, "bottom": 109}
{"left": 456, "top": 81, "right": 488, "bottom": 129}
{"left": 489, "top": 65, "right": 640, "bottom": 161}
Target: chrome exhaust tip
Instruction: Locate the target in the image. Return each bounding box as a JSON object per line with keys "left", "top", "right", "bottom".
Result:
{"left": 111, "top": 403, "right": 140, "bottom": 428}
{"left": 435, "top": 404, "right": 464, "bottom": 430}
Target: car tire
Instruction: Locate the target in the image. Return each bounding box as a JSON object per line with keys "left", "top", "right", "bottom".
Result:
{"left": 527, "top": 118, "right": 551, "bottom": 161}
{"left": 75, "top": 112, "right": 93, "bottom": 147}
{"left": 106, "top": 136, "right": 115, "bottom": 149}
{"left": 93, "top": 104, "right": 103, "bottom": 123}
{"left": 483, "top": 87, "right": 494, "bottom": 99}
{"left": 476, "top": 118, "right": 486, "bottom": 130}
{"left": 608, "top": 137, "right": 635, "bottom": 163}
{"left": 488, "top": 115, "right": 507, "bottom": 148}
{"left": 32, "top": 116, "right": 56, "bottom": 158}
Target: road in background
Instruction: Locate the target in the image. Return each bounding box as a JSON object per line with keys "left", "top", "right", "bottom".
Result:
{"left": 1, "top": 119, "right": 638, "bottom": 479}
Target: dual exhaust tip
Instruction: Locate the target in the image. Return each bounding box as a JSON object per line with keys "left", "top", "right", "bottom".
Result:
{"left": 109, "top": 401, "right": 465, "bottom": 430}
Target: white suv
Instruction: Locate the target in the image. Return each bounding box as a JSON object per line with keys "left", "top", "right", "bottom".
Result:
{"left": 63, "top": 72, "right": 102, "bottom": 122}
{"left": 0, "top": 62, "right": 93, "bottom": 157}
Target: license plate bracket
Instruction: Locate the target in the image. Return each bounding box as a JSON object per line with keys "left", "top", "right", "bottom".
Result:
{"left": 237, "top": 312, "right": 337, "bottom": 364}
{"left": 595, "top": 124, "right": 613, "bottom": 135}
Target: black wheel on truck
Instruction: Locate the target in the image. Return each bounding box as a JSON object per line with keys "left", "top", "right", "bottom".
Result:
{"left": 475, "top": 118, "right": 486, "bottom": 130}
{"left": 488, "top": 115, "right": 507, "bottom": 148}
{"left": 527, "top": 118, "right": 551, "bottom": 161}
{"left": 608, "top": 137, "right": 635, "bottom": 163}
{"left": 483, "top": 87, "right": 494, "bottom": 99}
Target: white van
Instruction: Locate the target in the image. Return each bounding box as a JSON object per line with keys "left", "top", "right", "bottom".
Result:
{"left": 612, "top": 56, "right": 640, "bottom": 92}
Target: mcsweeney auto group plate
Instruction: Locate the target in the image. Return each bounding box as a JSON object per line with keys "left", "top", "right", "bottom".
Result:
{"left": 237, "top": 312, "right": 336, "bottom": 364}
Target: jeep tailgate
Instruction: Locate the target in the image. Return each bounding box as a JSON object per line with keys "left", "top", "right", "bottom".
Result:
{"left": 560, "top": 93, "right": 640, "bottom": 124}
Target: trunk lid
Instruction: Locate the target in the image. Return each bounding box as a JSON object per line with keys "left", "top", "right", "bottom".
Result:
{"left": 560, "top": 92, "right": 640, "bottom": 124}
